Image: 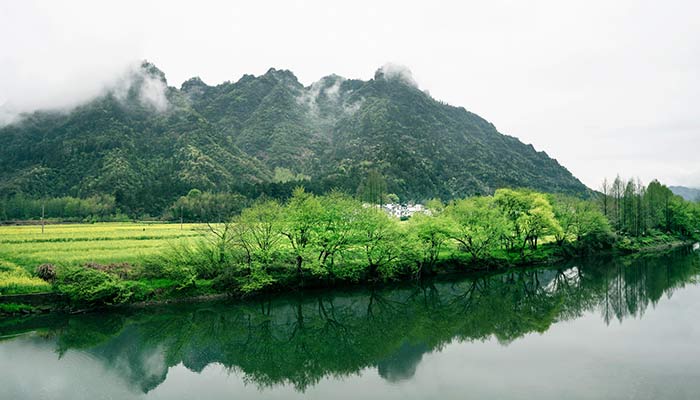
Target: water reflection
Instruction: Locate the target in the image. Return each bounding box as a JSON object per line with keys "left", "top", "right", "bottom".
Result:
{"left": 1, "top": 248, "right": 699, "bottom": 396}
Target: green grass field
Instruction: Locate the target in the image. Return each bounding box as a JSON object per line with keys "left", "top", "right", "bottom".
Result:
{"left": 0, "top": 261, "right": 52, "bottom": 295}
{"left": 0, "top": 222, "right": 208, "bottom": 272}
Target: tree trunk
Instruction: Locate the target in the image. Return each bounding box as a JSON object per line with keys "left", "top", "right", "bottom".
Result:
{"left": 296, "top": 255, "right": 304, "bottom": 286}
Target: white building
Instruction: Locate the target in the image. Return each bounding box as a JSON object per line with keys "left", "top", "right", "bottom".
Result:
{"left": 381, "top": 203, "right": 428, "bottom": 219}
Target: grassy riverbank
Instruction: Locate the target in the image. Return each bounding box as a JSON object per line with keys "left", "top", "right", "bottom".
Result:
{"left": 0, "top": 222, "right": 213, "bottom": 313}
{"left": 0, "top": 226, "right": 695, "bottom": 317}
{"left": 1, "top": 184, "right": 698, "bottom": 315}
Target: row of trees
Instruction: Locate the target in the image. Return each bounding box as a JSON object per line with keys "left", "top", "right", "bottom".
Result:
{"left": 179, "top": 188, "right": 613, "bottom": 293}
{"left": 0, "top": 190, "right": 248, "bottom": 222}
{"left": 165, "top": 189, "right": 247, "bottom": 222}
{"left": 599, "top": 177, "right": 699, "bottom": 237}
{"left": 0, "top": 195, "right": 118, "bottom": 221}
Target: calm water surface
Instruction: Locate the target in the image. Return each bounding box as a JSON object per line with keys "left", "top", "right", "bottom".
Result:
{"left": 1, "top": 248, "right": 700, "bottom": 400}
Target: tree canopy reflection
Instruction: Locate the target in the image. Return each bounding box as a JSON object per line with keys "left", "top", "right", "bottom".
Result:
{"left": 3, "top": 249, "right": 698, "bottom": 393}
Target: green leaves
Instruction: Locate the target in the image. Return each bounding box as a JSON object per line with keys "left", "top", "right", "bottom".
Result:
{"left": 407, "top": 212, "right": 455, "bottom": 276}
{"left": 494, "top": 189, "right": 561, "bottom": 251}
{"left": 56, "top": 266, "right": 140, "bottom": 305}
{"left": 550, "top": 194, "right": 611, "bottom": 246}
{"left": 446, "top": 196, "right": 508, "bottom": 260}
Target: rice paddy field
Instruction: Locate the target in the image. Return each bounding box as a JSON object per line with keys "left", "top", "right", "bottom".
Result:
{"left": 0, "top": 223, "right": 208, "bottom": 271}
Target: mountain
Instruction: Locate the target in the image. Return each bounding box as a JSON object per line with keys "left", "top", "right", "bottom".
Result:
{"left": 0, "top": 62, "right": 588, "bottom": 214}
{"left": 670, "top": 186, "right": 700, "bottom": 202}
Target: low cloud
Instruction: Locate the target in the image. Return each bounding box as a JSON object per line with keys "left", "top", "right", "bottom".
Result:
{"left": 139, "top": 76, "right": 169, "bottom": 112}
{"left": 376, "top": 63, "right": 418, "bottom": 88}
{"left": 113, "top": 64, "right": 170, "bottom": 112}
{"left": 297, "top": 75, "right": 362, "bottom": 118}
{"left": 0, "top": 2, "right": 163, "bottom": 126}
{"left": 0, "top": 61, "right": 170, "bottom": 126}
{"left": 297, "top": 79, "right": 327, "bottom": 115}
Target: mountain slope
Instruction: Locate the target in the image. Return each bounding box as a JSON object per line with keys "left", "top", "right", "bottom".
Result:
{"left": 318, "top": 71, "right": 585, "bottom": 199}
{"left": 670, "top": 186, "right": 700, "bottom": 202}
{"left": 0, "top": 62, "right": 588, "bottom": 214}
{"left": 0, "top": 63, "right": 271, "bottom": 214}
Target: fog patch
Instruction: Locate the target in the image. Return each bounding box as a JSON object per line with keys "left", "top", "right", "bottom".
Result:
{"left": 322, "top": 77, "right": 342, "bottom": 100}
{"left": 298, "top": 76, "right": 344, "bottom": 112}
{"left": 0, "top": 61, "right": 170, "bottom": 127}
{"left": 94, "top": 62, "right": 170, "bottom": 113}
{"left": 298, "top": 75, "right": 361, "bottom": 117}
{"left": 376, "top": 63, "right": 419, "bottom": 88}
{"left": 0, "top": 100, "right": 18, "bottom": 126}
{"left": 135, "top": 71, "right": 169, "bottom": 112}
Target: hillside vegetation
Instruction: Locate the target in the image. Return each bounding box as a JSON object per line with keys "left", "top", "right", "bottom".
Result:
{"left": 0, "top": 62, "right": 587, "bottom": 217}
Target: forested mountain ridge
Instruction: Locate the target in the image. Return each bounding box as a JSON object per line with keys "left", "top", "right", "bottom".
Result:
{"left": 0, "top": 61, "right": 588, "bottom": 214}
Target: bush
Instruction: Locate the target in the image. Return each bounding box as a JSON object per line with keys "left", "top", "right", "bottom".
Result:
{"left": 136, "top": 238, "right": 239, "bottom": 290}
{"left": 84, "top": 262, "right": 133, "bottom": 279}
{"left": 211, "top": 265, "right": 276, "bottom": 295}
{"left": 55, "top": 267, "right": 136, "bottom": 305}
{"left": 211, "top": 269, "right": 240, "bottom": 293}
{"left": 137, "top": 259, "right": 197, "bottom": 290}
{"left": 162, "top": 264, "right": 197, "bottom": 290}
{"left": 167, "top": 240, "right": 230, "bottom": 280}
{"left": 35, "top": 263, "right": 57, "bottom": 282}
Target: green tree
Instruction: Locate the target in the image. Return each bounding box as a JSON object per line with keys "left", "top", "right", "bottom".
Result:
{"left": 94, "top": 150, "right": 143, "bottom": 214}
{"left": 445, "top": 196, "right": 507, "bottom": 260}
{"left": 356, "top": 206, "right": 404, "bottom": 279}
{"left": 312, "top": 192, "right": 366, "bottom": 278}
{"left": 230, "top": 199, "right": 285, "bottom": 292}
{"left": 169, "top": 190, "right": 247, "bottom": 222}
{"left": 425, "top": 198, "right": 445, "bottom": 214}
{"left": 281, "top": 187, "right": 323, "bottom": 282}
{"left": 551, "top": 194, "right": 612, "bottom": 247}
{"left": 233, "top": 200, "right": 284, "bottom": 267}
{"left": 357, "top": 170, "right": 387, "bottom": 206}
{"left": 407, "top": 212, "right": 454, "bottom": 277}
{"left": 495, "top": 189, "right": 561, "bottom": 253}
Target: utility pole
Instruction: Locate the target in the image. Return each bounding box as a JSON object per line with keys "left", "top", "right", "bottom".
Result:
{"left": 41, "top": 203, "right": 45, "bottom": 234}
{"left": 180, "top": 205, "right": 184, "bottom": 230}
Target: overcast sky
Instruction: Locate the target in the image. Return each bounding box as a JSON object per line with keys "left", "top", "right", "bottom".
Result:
{"left": 1, "top": 0, "right": 698, "bottom": 189}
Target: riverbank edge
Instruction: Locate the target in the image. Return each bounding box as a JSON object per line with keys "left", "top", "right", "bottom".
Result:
{"left": 1, "top": 238, "right": 696, "bottom": 317}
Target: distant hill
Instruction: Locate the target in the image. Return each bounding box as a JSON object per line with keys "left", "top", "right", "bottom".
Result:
{"left": 670, "top": 186, "right": 700, "bottom": 202}
{"left": 0, "top": 62, "right": 589, "bottom": 214}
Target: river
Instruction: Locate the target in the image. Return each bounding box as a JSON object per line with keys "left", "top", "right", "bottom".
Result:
{"left": 1, "top": 248, "right": 699, "bottom": 399}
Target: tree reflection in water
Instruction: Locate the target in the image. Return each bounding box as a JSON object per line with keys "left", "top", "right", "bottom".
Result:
{"left": 2, "top": 248, "right": 698, "bottom": 393}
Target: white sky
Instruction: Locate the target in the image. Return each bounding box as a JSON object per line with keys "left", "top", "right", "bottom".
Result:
{"left": 1, "top": 0, "right": 699, "bottom": 189}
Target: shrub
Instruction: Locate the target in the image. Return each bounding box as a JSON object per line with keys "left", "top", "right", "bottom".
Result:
{"left": 84, "top": 262, "right": 133, "bottom": 279}
{"left": 211, "top": 269, "right": 240, "bottom": 292}
{"left": 168, "top": 240, "right": 227, "bottom": 279}
{"left": 135, "top": 237, "right": 238, "bottom": 290}
{"left": 137, "top": 259, "right": 197, "bottom": 290}
{"left": 211, "top": 265, "right": 276, "bottom": 295}
{"left": 163, "top": 264, "right": 197, "bottom": 290}
{"left": 240, "top": 268, "right": 276, "bottom": 294}
{"left": 35, "top": 263, "right": 57, "bottom": 282}
{"left": 55, "top": 267, "right": 135, "bottom": 305}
